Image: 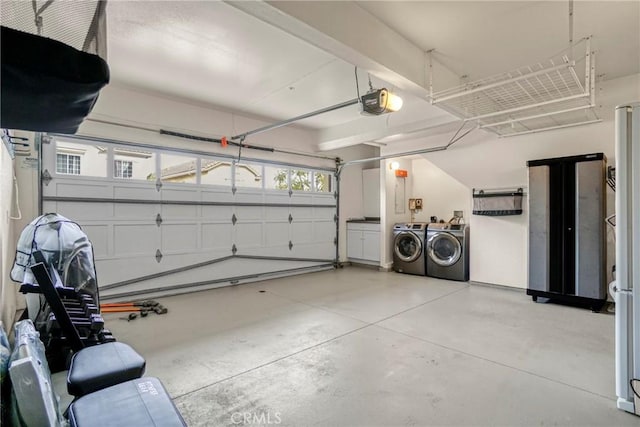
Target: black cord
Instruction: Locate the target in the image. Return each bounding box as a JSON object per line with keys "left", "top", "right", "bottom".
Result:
{"left": 354, "top": 66, "right": 361, "bottom": 102}
{"left": 238, "top": 136, "right": 245, "bottom": 163}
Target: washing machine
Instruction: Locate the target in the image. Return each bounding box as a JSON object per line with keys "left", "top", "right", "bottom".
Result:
{"left": 425, "top": 223, "right": 470, "bottom": 281}
{"left": 393, "top": 223, "right": 427, "bottom": 275}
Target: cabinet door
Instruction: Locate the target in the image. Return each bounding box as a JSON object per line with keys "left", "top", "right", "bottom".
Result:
{"left": 362, "top": 168, "right": 380, "bottom": 218}
{"left": 362, "top": 231, "right": 380, "bottom": 261}
{"left": 528, "top": 165, "right": 550, "bottom": 292}
{"left": 347, "top": 229, "right": 363, "bottom": 259}
{"left": 575, "top": 159, "right": 605, "bottom": 299}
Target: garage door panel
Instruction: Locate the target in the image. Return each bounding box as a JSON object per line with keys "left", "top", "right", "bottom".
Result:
{"left": 291, "top": 242, "right": 334, "bottom": 259}
{"left": 202, "top": 189, "right": 234, "bottom": 203}
{"left": 55, "top": 182, "right": 112, "bottom": 198}
{"left": 159, "top": 249, "right": 232, "bottom": 268}
{"left": 235, "top": 222, "right": 264, "bottom": 249}
{"left": 202, "top": 206, "right": 233, "bottom": 221}
{"left": 79, "top": 225, "right": 109, "bottom": 258}
{"left": 96, "top": 256, "right": 161, "bottom": 287}
{"left": 234, "top": 192, "right": 265, "bottom": 203}
{"left": 257, "top": 245, "right": 292, "bottom": 258}
{"left": 290, "top": 206, "right": 314, "bottom": 219}
{"left": 114, "top": 203, "right": 159, "bottom": 219}
{"left": 161, "top": 224, "right": 199, "bottom": 253}
{"left": 314, "top": 242, "right": 336, "bottom": 259}
{"left": 112, "top": 182, "right": 158, "bottom": 199}
{"left": 313, "top": 221, "right": 337, "bottom": 243}
{"left": 292, "top": 221, "right": 313, "bottom": 243}
{"left": 54, "top": 202, "right": 113, "bottom": 220}
{"left": 161, "top": 204, "right": 198, "bottom": 220}
{"left": 43, "top": 136, "right": 337, "bottom": 295}
{"left": 202, "top": 223, "right": 233, "bottom": 250}
{"left": 265, "top": 222, "right": 289, "bottom": 246}
{"left": 265, "top": 207, "right": 288, "bottom": 221}
{"left": 235, "top": 206, "right": 265, "bottom": 221}
{"left": 290, "top": 193, "right": 313, "bottom": 204}
{"left": 264, "top": 192, "right": 290, "bottom": 204}
{"left": 313, "top": 194, "right": 335, "bottom": 204}
{"left": 161, "top": 187, "right": 199, "bottom": 202}
{"left": 312, "top": 207, "right": 335, "bottom": 220}
{"left": 42, "top": 201, "right": 57, "bottom": 214}
{"left": 114, "top": 224, "right": 159, "bottom": 256}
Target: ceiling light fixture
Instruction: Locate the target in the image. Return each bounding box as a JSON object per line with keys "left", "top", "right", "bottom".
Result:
{"left": 361, "top": 88, "right": 403, "bottom": 115}
{"left": 390, "top": 161, "right": 400, "bottom": 170}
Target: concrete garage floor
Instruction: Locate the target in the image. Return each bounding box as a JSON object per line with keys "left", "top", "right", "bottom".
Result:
{"left": 103, "top": 266, "right": 637, "bottom": 426}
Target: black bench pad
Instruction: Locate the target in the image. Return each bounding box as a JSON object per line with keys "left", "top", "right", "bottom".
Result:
{"left": 68, "top": 377, "right": 186, "bottom": 427}
{"left": 67, "top": 342, "right": 145, "bottom": 396}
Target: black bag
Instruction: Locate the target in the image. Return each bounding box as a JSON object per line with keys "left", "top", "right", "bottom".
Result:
{"left": 0, "top": 26, "right": 109, "bottom": 134}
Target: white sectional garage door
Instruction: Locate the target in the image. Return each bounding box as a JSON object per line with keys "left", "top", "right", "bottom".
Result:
{"left": 41, "top": 135, "right": 337, "bottom": 299}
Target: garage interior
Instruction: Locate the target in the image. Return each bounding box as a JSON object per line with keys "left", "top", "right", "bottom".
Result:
{"left": 1, "top": 1, "right": 639, "bottom": 426}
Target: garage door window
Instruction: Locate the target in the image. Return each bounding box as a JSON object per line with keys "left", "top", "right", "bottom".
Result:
{"left": 265, "top": 166, "right": 289, "bottom": 191}
{"left": 161, "top": 154, "right": 197, "bottom": 184}
{"left": 200, "top": 159, "right": 232, "bottom": 186}
{"left": 55, "top": 141, "right": 107, "bottom": 177}
{"left": 314, "top": 172, "right": 332, "bottom": 193}
{"left": 234, "top": 162, "right": 263, "bottom": 188}
{"left": 290, "top": 169, "right": 312, "bottom": 192}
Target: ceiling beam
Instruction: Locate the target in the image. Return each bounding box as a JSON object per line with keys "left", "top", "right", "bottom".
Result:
{"left": 226, "top": 0, "right": 430, "bottom": 98}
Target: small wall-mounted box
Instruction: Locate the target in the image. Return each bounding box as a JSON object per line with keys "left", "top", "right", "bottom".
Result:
{"left": 408, "top": 198, "right": 423, "bottom": 210}
{"left": 395, "top": 169, "right": 408, "bottom": 177}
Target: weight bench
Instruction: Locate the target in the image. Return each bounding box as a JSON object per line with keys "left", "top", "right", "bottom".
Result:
{"left": 8, "top": 260, "right": 187, "bottom": 426}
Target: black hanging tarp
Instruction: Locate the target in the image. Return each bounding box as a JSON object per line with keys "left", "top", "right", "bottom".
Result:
{"left": 0, "top": 26, "right": 109, "bottom": 134}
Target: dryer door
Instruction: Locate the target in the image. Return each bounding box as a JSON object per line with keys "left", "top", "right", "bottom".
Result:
{"left": 428, "top": 232, "right": 462, "bottom": 267}
{"left": 394, "top": 232, "right": 423, "bottom": 263}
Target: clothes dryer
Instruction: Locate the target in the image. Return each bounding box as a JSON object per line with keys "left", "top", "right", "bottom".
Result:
{"left": 425, "top": 223, "right": 470, "bottom": 281}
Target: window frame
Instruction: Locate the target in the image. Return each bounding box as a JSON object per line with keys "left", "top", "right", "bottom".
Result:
{"left": 56, "top": 153, "right": 81, "bottom": 175}
{"left": 313, "top": 171, "right": 333, "bottom": 193}
{"left": 114, "top": 159, "right": 133, "bottom": 179}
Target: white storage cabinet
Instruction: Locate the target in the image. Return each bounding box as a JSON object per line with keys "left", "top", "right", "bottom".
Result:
{"left": 346, "top": 222, "right": 380, "bottom": 264}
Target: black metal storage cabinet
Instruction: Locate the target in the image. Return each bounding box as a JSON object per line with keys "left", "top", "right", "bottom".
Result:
{"left": 527, "top": 153, "right": 607, "bottom": 311}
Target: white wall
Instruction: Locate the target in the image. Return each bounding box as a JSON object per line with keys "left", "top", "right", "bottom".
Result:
{"left": 0, "top": 139, "right": 16, "bottom": 329}
{"left": 380, "top": 157, "right": 413, "bottom": 268}
{"left": 1, "top": 130, "right": 36, "bottom": 329}
{"left": 379, "top": 73, "right": 640, "bottom": 288}
{"left": 411, "top": 157, "right": 471, "bottom": 223}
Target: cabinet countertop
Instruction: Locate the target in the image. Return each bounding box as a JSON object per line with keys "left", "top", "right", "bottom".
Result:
{"left": 347, "top": 218, "right": 380, "bottom": 224}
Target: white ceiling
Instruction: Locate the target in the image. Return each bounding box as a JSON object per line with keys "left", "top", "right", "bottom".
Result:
{"left": 106, "top": 1, "right": 403, "bottom": 129}
{"left": 106, "top": 1, "right": 640, "bottom": 144}
{"left": 357, "top": 0, "right": 640, "bottom": 84}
